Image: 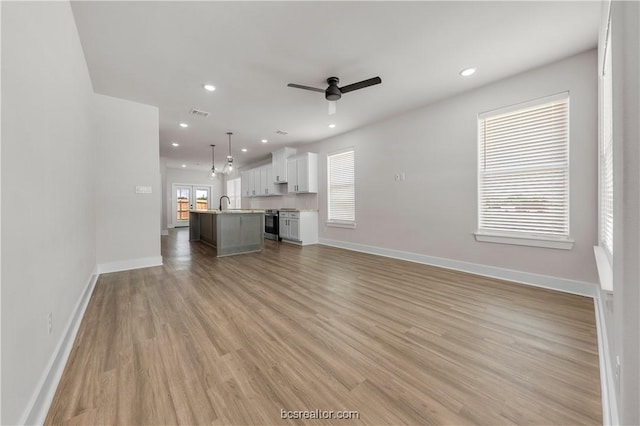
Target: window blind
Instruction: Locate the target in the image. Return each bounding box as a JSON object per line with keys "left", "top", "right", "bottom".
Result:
{"left": 478, "top": 93, "right": 569, "bottom": 238}
{"left": 600, "top": 33, "right": 613, "bottom": 258}
{"left": 328, "top": 150, "right": 355, "bottom": 223}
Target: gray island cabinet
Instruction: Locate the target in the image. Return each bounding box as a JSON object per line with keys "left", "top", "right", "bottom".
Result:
{"left": 189, "top": 210, "right": 265, "bottom": 257}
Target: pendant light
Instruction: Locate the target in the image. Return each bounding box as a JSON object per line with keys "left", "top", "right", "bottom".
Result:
{"left": 209, "top": 144, "right": 217, "bottom": 180}
{"left": 223, "top": 132, "right": 234, "bottom": 174}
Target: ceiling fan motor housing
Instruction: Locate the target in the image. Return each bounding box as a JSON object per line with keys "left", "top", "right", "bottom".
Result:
{"left": 325, "top": 77, "right": 341, "bottom": 101}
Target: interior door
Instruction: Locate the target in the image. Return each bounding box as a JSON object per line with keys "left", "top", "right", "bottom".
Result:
{"left": 172, "top": 185, "right": 211, "bottom": 228}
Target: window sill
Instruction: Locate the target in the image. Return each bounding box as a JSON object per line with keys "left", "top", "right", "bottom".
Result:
{"left": 326, "top": 221, "right": 356, "bottom": 229}
{"left": 593, "top": 245, "right": 613, "bottom": 292}
{"left": 474, "top": 231, "right": 574, "bottom": 250}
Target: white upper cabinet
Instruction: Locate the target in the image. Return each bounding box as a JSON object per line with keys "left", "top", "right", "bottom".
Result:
{"left": 287, "top": 152, "right": 318, "bottom": 193}
{"left": 271, "top": 147, "right": 297, "bottom": 184}
{"left": 257, "top": 165, "right": 281, "bottom": 196}
{"left": 240, "top": 170, "right": 251, "bottom": 197}
{"left": 241, "top": 165, "right": 282, "bottom": 197}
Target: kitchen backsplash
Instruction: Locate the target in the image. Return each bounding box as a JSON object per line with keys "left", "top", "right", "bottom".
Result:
{"left": 243, "top": 192, "right": 318, "bottom": 211}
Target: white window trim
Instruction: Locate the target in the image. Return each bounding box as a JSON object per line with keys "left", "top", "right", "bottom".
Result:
{"left": 476, "top": 92, "right": 572, "bottom": 249}
{"left": 326, "top": 220, "right": 357, "bottom": 229}
{"left": 594, "top": 245, "right": 613, "bottom": 291}
{"left": 474, "top": 230, "right": 574, "bottom": 250}
{"left": 327, "top": 147, "right": 356, "bottom": 228}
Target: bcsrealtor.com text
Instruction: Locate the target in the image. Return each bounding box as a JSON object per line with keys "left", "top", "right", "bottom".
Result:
{"left": 280, "top": 409, "right": 360, "bottom": 420}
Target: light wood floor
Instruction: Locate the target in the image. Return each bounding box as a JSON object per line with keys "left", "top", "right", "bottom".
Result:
{"left": 46, "top": 228, "right": 601, "bottom": 425}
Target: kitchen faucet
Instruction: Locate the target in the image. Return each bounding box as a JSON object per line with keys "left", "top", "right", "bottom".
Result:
{"left": 219, "top": 195, "right": 231, "bottom": 211}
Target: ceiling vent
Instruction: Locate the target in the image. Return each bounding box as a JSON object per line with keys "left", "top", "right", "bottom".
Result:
{"left": 275, "top": 129, "right": 289, "bottom": 135}
{"left": 189, "top": 108, "right": 210, "bottom": 118}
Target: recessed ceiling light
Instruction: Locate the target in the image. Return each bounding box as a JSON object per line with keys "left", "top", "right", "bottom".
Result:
{"left": 261, "top": 139, "right": 268, "bottom": 143}
{"left": 460, "top": 67, "right": 476, "bottom": 77}
{"left": 328, "top": 124, "right": 336, "bottom": 128}
{"left": 203, "top": 84, "right": 216, "bottom": 92}
{"left": 241, "top": 148, "right": 248, "bottom": 152}
{"left": 171, "top": 142, "right": 179, "bottom": 147}
{"left": 179, "top": 122, "right": 188, "bottom": 128}
{"left": 181, "top": 164, "right": 187, "bottom": 168}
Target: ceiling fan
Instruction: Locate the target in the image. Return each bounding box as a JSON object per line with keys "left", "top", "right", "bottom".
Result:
{"left": 288, "top": 76, "right": 382, "bottom": 115}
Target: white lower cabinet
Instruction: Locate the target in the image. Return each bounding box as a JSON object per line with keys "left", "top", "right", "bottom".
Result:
{"left": 279, "top": 211, "right": 317, "bottom": 245}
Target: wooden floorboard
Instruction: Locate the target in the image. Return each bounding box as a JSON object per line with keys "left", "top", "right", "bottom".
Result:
{"left": 45, "top": 228, "right": 601, "bottom": 425}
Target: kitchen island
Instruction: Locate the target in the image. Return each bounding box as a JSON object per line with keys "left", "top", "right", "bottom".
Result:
{"left": 189, "top": 210, "right": 265, "bottom": 257}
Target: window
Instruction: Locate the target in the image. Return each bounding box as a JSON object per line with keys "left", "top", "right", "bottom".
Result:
{"left": 327, "top": 149, "right": 355, "bottom": 227}
{"left": 227, "top": 177, "right": 241, "bottom": 209}
{"left": 476, "top": 92, "right": 573, "bottom": 249}
{"left": 594, "top": 17, "right": 613, "bottom": 292}
{"left": 600, "top": 25, "right": 613, "bottom": 260}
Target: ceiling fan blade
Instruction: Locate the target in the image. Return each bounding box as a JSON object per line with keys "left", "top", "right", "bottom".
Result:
{"left": 287, "top": 83, "right": 325, "bottom": 93}
{"left": 328, "top": 101, "right": 336, "bottom": 115}
{"left": 339, "top": 76, "right": 382, "bottom": 94}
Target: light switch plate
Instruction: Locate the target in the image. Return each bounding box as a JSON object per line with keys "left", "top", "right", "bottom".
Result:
{"left": 136, "top": 185, "right": 152, "bottom": 194}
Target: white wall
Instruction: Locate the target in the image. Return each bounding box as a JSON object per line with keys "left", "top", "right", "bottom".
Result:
{"left": 302, "top": 50, "right": 599, "bottom": 285}
{"left": 611, "top": 1, "right": 640, "bottom": 423}
{"left": 1, "top": 2, "right": 96, "bottom": 424}
{"left": 163, "top": 166, "right": 223, "bottom": 229}
{"left": 94, "top": 94, "right": 161, "bottom": 272}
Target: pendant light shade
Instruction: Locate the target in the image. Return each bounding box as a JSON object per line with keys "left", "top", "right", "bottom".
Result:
{"left": 209, "top": 144, "right": 217, "bottom": 180}
{"left": 223, "top": 132, "right": 234, "bottom": 174}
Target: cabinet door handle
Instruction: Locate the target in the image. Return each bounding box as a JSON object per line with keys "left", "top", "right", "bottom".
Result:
{"left": 276, "top": 175, "right": 279, "bottom": 181}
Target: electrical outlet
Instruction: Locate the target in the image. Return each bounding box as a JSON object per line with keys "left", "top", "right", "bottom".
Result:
{"left": 48, "top": 312, "right": 52, "bottom": 335}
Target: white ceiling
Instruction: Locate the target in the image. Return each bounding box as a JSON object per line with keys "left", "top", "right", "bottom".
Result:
{"left": 71, "top": 1, "right": 600, "bottom": 171}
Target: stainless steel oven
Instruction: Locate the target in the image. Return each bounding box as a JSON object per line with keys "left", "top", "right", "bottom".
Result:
{"left": 264, "top": 209, "right": 280, "bottom": 241}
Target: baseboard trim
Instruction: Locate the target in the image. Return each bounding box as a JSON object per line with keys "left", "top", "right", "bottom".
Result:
{"left": 97, "top": 256, "right": 163, "bottom": 274}
{"left": 20, "top": 270, "right": 99, "bottom": 425}
{"left": 594, "top": 291, "right": 619, "bottom": 425}
{"left": 318, "top": 238, "right": 597, "bottom": 298}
